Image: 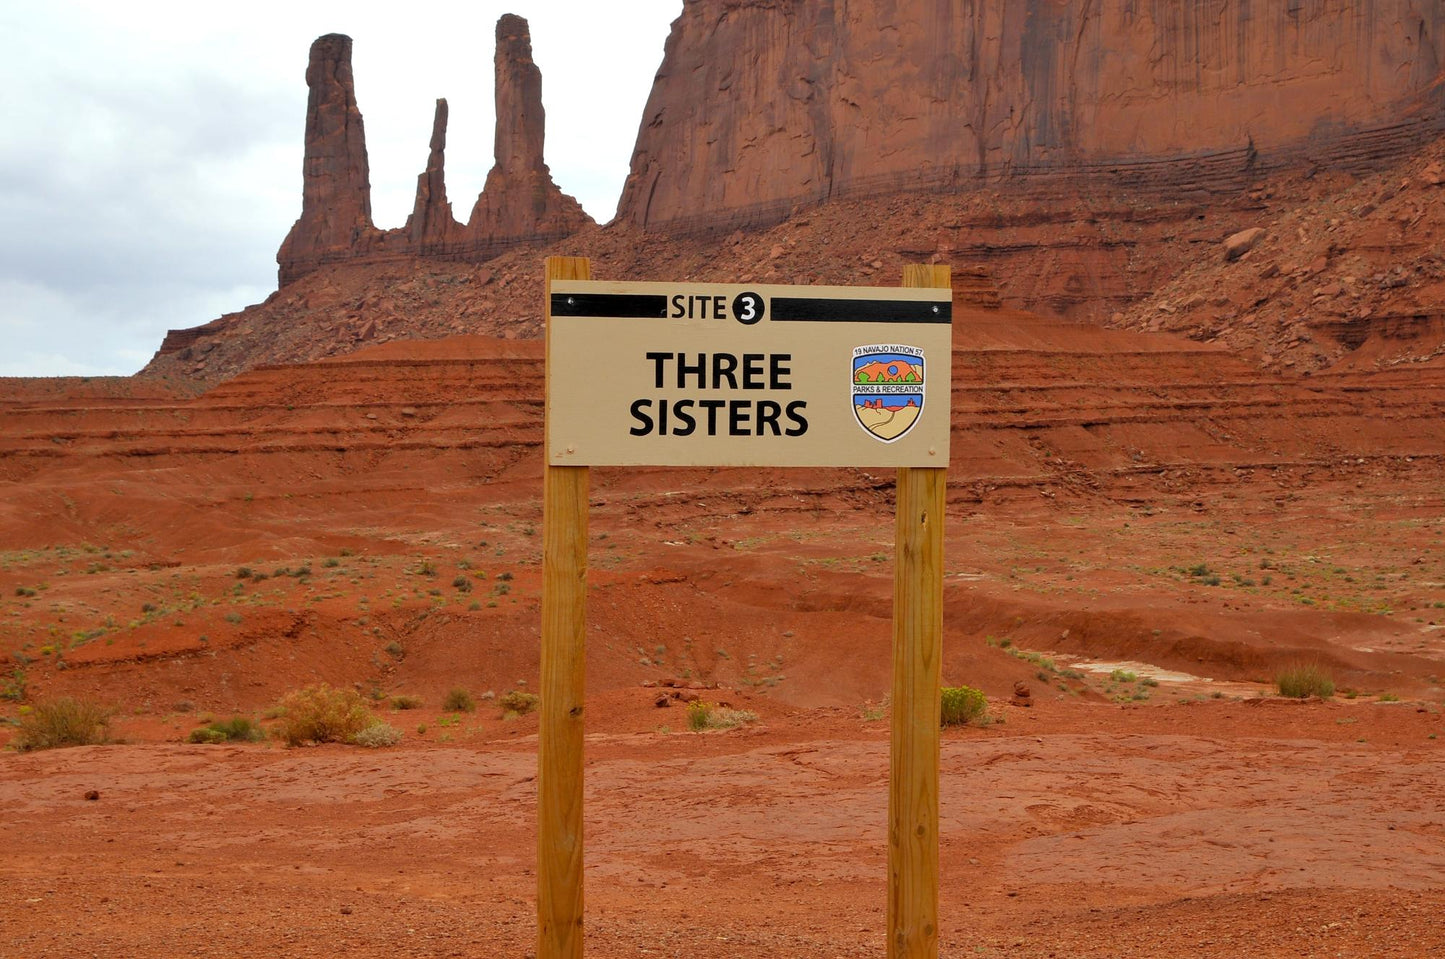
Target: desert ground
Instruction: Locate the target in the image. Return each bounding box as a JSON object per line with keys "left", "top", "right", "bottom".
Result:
{"left": 2, "top": 314, "right": 1442, "bottom": 957}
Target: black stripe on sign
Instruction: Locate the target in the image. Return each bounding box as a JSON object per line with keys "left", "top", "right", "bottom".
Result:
{"left": 770, "top": 297, "right": 951, "bottom": 323}
{"left": 550, "top": 292, "right": 668, "bottom": 318}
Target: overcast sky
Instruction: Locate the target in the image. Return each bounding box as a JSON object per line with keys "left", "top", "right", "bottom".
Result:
{"left": 0, "top": 0, "right": 681, "bottom": 377}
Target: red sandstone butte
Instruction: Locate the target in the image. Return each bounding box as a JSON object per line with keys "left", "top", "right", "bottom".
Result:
{"left": 616, "top": 0, "right": 1445, "bottom": 233}
{"left": 276, "top": 17, "right": 593, "bottom": 287}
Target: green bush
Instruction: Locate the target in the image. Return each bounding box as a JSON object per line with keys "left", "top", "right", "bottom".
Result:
{"left": 1276, "top": 663, "right": 1335, "bottom": 699}
{"left": 442, "top": 687, "right": 476, "bottom": 713}
{"left": 687, "top": 700, "right": 713, "bottom": 731}
{"left": 187, "top": 716, "right": 263, "bottom": 744}
{"left": 272, "top": 684, "right": 378, "bottom": 746}
{"left": 498, "top": 690, "right": 539, "bottom": 717}
{"left": 940, "top": 685, "right": 988, "bottom": 726}
{"left": 14, "top": 697, "right": 112, "bottom": 751}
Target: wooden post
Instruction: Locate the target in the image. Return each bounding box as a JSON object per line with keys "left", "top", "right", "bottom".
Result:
{"left": 538, "top": 255, "right": 592, "bottom": 959}
{"left": 888, "top": 263, "right": 949, "bottom": 959}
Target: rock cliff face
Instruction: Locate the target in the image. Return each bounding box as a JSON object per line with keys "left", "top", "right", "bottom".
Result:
{"left": 466, "top": 14, "right": 591, "bottom": 248}
{"left": 275, "top": 34, "right": 382, "bottom": 282}
{"left": 277, "top": 16, "right": 593, "bottom": 286}
{"left": 617, "top": 0, "right": 1445, "bottom": 233}
{"left": 404, "top": 99, "right": 458, "bottom": 250}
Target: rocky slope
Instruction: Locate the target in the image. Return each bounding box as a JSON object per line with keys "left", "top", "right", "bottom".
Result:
{"left": 1111, "top": 144, "right": 1445, "bottom": 373}
{"left": 276, "top": 16, "right": 592, "bottom": 286}
{"left": 142, "top": 141, "right": 1443, "bottom": 386}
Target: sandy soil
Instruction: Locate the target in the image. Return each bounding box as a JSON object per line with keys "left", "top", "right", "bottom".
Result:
{"left": 1, "top": 698, "right": 1442, "bottom": 958}
{"left": 2, "top": 326, "right": 1443, "bottom": 957}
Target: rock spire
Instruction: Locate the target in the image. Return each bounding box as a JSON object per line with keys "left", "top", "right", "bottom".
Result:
{"left": 405, "top": 98, "right": 457, "bottom": 250}
{"left": 277, "top": 17, "right": 593, "bottom": 286}
{"left": 468, "top": 14, "right": 590, "bottom": 243}
{"left": 276, "top": 34, "right": 380, "bottom": 285}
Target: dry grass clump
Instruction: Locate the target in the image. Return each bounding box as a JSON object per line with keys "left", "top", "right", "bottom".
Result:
{"left": 686, "top": 700, "right": 758, "bottom": 731}
{"left": 1276, "top": 663, "right": 1335, "bottom": 699}
{"left": 940, "top": 685, "right": 989, "bottom": 726}
{"left": 187, "top": 716, "right": 263, "bottom": 744}
{"left": 389, "top": 694, "right": 423, "bottom": 710}
{"left": 272, "top": 684, "right": 378, "bottom": 746}
{"left": 353, "top": 723, "right": 403, "bottom": 748}
{"left": 441, "top": 687, "right": 476, "bottom": 713}
{"left": 498, "top": 690, "right": 539, "bottom": 718}
{"left": 14, "top": 697, "right": 112, "bottom": 751}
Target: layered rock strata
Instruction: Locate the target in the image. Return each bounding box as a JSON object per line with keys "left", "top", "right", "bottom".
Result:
{"left": 617, "top": 0, "right": 1445, "bottom": 234}
{"left": 277, "top": 16, "right": 592, "bottom": 286}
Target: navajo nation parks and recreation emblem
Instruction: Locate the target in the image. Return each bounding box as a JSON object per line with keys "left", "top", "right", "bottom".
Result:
{"left": 852, "top": 345, "right": 925, "bottom": 442}
{"left": 547, "top": 280, "right": 952, "bottom": 468}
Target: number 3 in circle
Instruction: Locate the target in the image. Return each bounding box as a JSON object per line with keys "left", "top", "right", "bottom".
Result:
{"left": 732, "top": 291, "right": 764, "bottom": 325}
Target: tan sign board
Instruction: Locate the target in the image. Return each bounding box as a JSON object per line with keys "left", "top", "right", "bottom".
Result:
{"left": 546, "top": 280, "right": 952, "bottom": 467}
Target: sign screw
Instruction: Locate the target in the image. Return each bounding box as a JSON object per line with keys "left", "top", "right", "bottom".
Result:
{"left": 567, "top": 297, "right": 575, "bottom": 306}
{"left": 932, "top": 305, "right": 939, "bottom": 314}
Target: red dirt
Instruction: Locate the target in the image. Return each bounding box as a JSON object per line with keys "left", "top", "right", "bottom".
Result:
{"left": 3, "top": 314, "right": 1444, "bottom": 956}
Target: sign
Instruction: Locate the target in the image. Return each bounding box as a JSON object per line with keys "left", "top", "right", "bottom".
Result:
{"left": 537, "top": 258, "right": 949, "bottom": 959}
{"left": 546, "top": 281, "right": 952, "bottom": 467}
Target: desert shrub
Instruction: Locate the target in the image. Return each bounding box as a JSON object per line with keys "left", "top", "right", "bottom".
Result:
{"left": 687, "top": 700, "right": 713, "bottom": 731}
{"left": 498, "top": 690, "right": 539, "bottom": 717}
{"left": 451, "top": 576, "right": 472, "bottom": 593}
{"left": 1, "top": 667, "right": 26, "bottom": 703}
{"left": 710, "top": 707, "right": 756, "bottom": 729}
{"left": 686, "top": 700, "right": 757, "bottom": 731}
{"left": 14, "top": 697, "right": 112, "bottom": 751}
{"left": 353, "top": 723, "right": 402, "bottom": 748}
{"left": 272, "top": 684, "right": 377, "bottom": 746}
{"left": 1276, "top": 663, "right": 1335, "bottom": 699}
{"left": 187, "top": 716, "right": 263, "bottom": 744}
{"left": 940, "top": 685, "right": 988, "bottom": 726}
{"left": 1109, "top": 669, "right": 1138, "bottom": 683}
{"left": 442, "top": 687, "right": 476, "bottom": 713}
{"left": 390, "top": 694, "right": 423, "bottom": 710}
